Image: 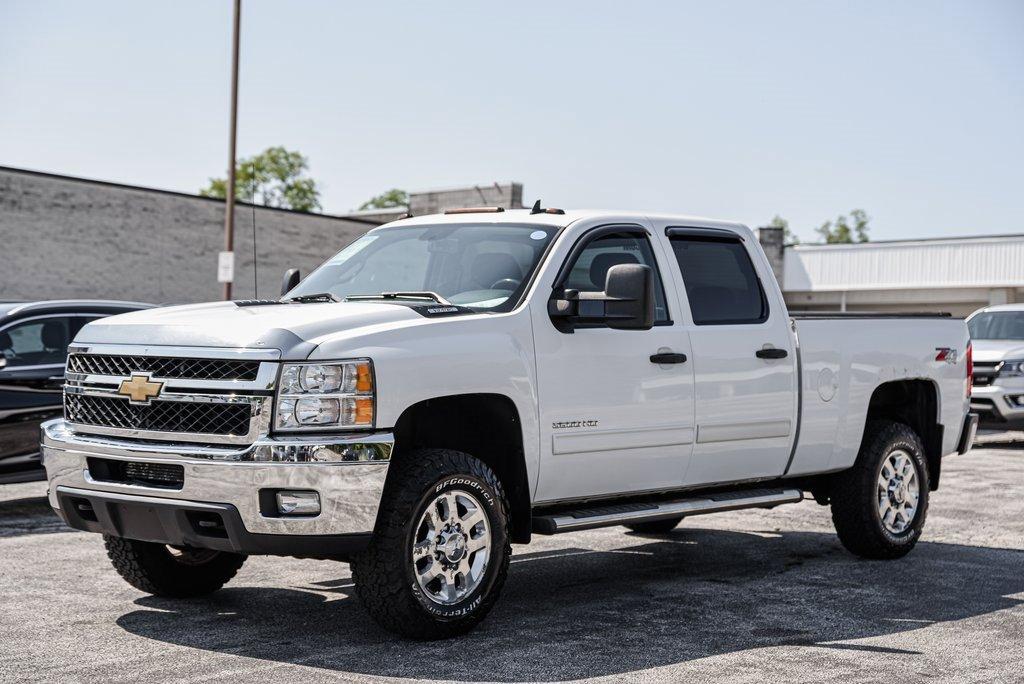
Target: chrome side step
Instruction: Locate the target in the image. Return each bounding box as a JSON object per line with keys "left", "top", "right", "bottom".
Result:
{"left": 532, "top": 487, "right": 804, "bottom": 535}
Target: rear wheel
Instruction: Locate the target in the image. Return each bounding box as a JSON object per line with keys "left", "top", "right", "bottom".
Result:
{"left": 831, "top": 420, "right": 929, "bottom": 559}
{"left": 103, "top": 535, "right": 246, "bottom": 597}
{"left": 351, "top": 448, "right": 511, "bottom": 639}
{"left": 625, "top": 516, "right": 684, "bottom": 534}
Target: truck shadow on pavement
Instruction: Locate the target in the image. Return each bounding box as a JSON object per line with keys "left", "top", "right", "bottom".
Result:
{"left": 114, "top": 527, "right": 1024, "bottom": 681}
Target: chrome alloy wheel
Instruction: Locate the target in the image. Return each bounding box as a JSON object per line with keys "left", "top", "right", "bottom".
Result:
{"left": 877, "top": 449, "right": 920, "bottom": 534}
{"left": 166, "top": 545, "right": 220, "bottom": 566}
{"left": 412, "top": 489, "right": 491, "bottom": 606}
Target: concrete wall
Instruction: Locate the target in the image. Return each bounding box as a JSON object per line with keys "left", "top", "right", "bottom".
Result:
{"left": 0, "top": 167, "right": 377, "bottom": 304}
{"left": 755, "top": 226, "right": 785, "bottom": 284}
{"left": 409, "top": 182, "right": 523, "bottom": 215}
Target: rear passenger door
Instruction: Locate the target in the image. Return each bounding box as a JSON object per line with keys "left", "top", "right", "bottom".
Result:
{"left": 655, "top": 225, "right": 797, "bottom": 486}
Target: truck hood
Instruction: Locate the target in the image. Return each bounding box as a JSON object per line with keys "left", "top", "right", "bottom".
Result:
{"left": 75, "top": 301, "right": 425, "bottom": 358}
{"left": 971, "top": 339, "right": 1024, "bottom": 363}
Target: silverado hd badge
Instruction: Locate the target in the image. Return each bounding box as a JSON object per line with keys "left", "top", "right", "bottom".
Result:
{"left": 552, "top": 420, "right": 599, "bottom": 429}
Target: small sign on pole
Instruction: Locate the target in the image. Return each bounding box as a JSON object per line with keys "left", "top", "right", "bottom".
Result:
{"left": 217, "top": 251, "right": 235, "bottom": 284}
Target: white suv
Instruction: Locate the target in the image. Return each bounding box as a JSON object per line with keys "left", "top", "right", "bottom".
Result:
{"left": 967, "top": 304, "right": 1024, "bottom": 429}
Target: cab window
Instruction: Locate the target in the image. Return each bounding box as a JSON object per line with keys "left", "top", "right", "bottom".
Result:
{"left": 563, "top": 233, "right": 670, "bottom": 324}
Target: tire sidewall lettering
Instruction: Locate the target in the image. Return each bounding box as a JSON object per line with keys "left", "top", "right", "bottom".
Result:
{"left": 434, "top": 477, "right": 495, "bottom": 508}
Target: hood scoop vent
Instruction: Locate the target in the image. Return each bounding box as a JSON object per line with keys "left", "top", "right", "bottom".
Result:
{"left": 233, "top": 299, "right": 289, "bottom": 307}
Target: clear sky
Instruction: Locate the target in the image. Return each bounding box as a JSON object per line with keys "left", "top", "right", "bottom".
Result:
{"left": 1, "top": 1, "right": 1021, "bottom": 242}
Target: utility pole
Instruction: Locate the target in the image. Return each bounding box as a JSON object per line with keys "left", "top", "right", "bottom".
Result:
{"left": 220, "top": 0, "right": 241, "bottom": 300}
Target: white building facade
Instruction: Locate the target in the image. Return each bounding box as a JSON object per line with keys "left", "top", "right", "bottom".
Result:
{"left": 757, "top": 229, "right": 1024, "bottom": 318}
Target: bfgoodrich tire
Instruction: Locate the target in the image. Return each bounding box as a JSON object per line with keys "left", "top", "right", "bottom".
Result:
{"left": 831, "top": 420, "right": 930, "bottom": 560}
{"left": 351, "top": 448, "right": 511, "bottom": 640}
{"left": 103, "top": 536, "right": 246, "bottom": 597}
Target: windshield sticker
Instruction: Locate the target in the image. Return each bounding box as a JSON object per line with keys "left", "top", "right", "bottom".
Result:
{"left": 530, "top": 230, "right": 547, "bottom": 241}
{"left": 328, "top": 235, "right": 378, "bottom": 263}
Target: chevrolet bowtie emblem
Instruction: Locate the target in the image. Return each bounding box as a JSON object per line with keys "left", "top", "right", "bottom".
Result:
{"left": 118, "top": 374, "right": 164, "bottom": 404}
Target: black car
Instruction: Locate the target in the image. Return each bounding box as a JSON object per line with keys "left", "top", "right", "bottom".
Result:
{"left": 0, "top": 300, "right": 152, "bottom": 484}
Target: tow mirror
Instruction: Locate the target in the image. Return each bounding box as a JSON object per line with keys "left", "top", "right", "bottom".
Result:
{"left": 281, "top": 268, "right": 301, "bottom": 296}
{"left": 548, "top": 264, "right": 655, "bottom": 331}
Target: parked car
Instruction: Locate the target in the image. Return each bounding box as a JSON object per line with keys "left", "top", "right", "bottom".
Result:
{"left": 41, "top": 209, "right": 975, "bottom": 638}
{"left": 0, "top": 300, "right": 151, "bottom": 483}
{"left": 966, "top": 304, "right": 1024, "bottom": 429}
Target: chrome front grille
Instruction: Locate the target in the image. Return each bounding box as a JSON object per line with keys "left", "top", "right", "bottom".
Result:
{"left": 67, "top": 354, "right": 259, "bottom": 381}
{"left": 66, "top": 394, "right": 252, "bottom": 436}
{"left": 63, "top": 344, "right": 277, "bottom": 445}
{"left": 973, "top": 361, "right": 1001, "bottom": 387}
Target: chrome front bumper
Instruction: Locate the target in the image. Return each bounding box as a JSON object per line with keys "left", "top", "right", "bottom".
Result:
{"left": 970, "top": 384, "right": 1024, "bottom": 427}
{"left": 41, "top": 419, "right": 392, "bottom": 539}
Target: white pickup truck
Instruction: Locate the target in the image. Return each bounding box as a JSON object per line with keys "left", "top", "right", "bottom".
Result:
{"left": 42, "top": 208, "right": 977, "bottom": 639}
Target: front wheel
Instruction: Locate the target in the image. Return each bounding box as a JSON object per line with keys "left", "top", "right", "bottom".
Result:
{"left": 104, "top": 536, "right": 246, "bottom": 597}
{"left": 831, "top": 420, "right": 930, "bottom": 559}
{"left": 351, "top": 449, "right": 511, "bottom": 639}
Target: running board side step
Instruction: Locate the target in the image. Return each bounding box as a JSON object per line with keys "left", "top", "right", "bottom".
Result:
{"left": 531, "top": 487, "right": 803, "bottom": 535}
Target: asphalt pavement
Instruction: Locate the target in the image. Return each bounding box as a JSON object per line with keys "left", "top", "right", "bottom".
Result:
{"left": 1, "top": 435, "right": 1022, "bottom": 683}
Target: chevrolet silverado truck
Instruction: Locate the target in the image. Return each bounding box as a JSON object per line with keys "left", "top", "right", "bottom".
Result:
{"left": 966, "top": 304, "right": 1024, "bottom": 429}
{"left": 41, "top": 208, "right": 977, "bottom": 639}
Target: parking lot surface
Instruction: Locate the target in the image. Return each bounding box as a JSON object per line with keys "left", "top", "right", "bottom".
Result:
{"left": 1, "top": 436, "right": 1022, "bottom": 684}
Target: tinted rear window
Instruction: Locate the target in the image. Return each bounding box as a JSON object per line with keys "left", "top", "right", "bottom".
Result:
{"left": 670, "top": 238, "right": 767, "bottom": 325}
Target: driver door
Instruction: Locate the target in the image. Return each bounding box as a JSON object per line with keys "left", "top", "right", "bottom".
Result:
{"left": 531, "top": 224, "right": 696, "bottom": 502}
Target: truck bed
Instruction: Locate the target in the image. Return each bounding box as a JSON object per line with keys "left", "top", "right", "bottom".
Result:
{"left": 785, "top": 314, "right": 970, "bottom": 478}
{"left": 790, "top": 312, "right": 956, "bottom": 319}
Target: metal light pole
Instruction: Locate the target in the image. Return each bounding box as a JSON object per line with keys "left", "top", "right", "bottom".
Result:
{"left": 221, "top": 0, "right": 241, "bottom": 300}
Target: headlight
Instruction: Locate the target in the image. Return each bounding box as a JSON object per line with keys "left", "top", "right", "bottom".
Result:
{"left": 999, "top": 359, "right": 1024, "bottom": 377}
{"left": 275, "top": 360, "right": 374, "bottom": 430}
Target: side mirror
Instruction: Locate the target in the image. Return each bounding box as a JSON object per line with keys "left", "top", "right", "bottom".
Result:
{"left": 602, "top": 263, "right": 656, "bottom": 330}
{"left": 548, "top": 263, "right": 655, "bottom": 331}
{"left": 281, "top": 268, "right": 301, "bottom": 296}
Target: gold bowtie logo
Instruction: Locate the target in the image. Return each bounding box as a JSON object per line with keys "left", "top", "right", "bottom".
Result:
{"left": 118, "top": 374, "right": 164, "bottom": 404}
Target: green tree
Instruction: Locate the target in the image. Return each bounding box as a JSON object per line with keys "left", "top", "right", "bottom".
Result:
{"left": 201, "top": 146, "right": 321, "bottom": 212}
{"left": 359, "top": 188, "right": 408, "bottom": 211}
{"left": 816, "top": 209, "right": 870, "bottom": 244}
{"left": 768, "top": 214, "right": 800, "bottom": 245}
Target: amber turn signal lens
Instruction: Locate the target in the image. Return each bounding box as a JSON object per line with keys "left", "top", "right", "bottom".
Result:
{"left": 355, "top": 363, "right": 373, "bottom": 392}
{"left": 354, "top": 397, "right": 374, "bottom": 425}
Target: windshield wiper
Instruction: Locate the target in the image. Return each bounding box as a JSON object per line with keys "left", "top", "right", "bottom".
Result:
{"left": 345, "top": 291, "right": 454, "bottom": 306}
{"left": 285, "top": 292, "right": 341, "bottom": 303}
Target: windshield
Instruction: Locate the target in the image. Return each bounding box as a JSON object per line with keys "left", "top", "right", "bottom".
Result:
{"left": 286, "top": 223, "right": 558, "bottom": 312}
{"left": 968, "top": 311, "right": 1024, "bottom": 340}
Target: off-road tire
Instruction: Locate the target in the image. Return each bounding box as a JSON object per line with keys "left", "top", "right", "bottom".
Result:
{"left": 103, "top": 535, "right": 246, "bottom": 597}
{"left": 831, "top": 420, "right": 930, "bottom": 560}
{"left": 625, "top": 516, "right": 685, "bottom": 534}
{"left": 351, "top": 448, "right": 511, "bottom": 640}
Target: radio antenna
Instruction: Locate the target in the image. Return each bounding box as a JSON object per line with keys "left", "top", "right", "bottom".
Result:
{"left": 251, "top": 162, "right": 259, "bottom": 298}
